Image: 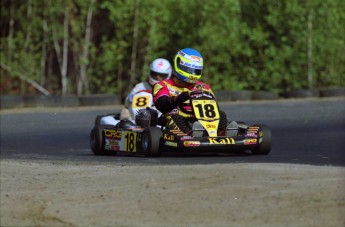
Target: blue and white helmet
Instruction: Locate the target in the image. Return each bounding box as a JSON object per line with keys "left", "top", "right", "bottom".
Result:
{"left": 173, "top": 48, "right": 203, "bottom": 84}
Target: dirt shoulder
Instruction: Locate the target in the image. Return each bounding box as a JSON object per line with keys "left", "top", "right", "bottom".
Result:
{"left": 1, "top": 159, "right": 344, "bottom": 227}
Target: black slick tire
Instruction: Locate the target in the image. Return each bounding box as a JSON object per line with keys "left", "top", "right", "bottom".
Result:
{"left": 252, "top": 124, "right": 272, "bottom": 155}
{"left": 90, "top": 126, "right": 116, "bottom": 155}
{"left": 141, "top": 127, "right": 162, "bottom": 157}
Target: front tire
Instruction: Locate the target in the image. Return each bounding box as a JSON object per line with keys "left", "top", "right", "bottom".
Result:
{"left": 251, "top": 124, "right": 272, "bottom": 155}
{"left": 141, "top": 127, "right": 162, "bottom": 157}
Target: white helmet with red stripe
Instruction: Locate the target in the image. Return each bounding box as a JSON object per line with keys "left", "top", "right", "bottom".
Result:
{"left": 148, "top": 58, "right": 172, "bottom": 86}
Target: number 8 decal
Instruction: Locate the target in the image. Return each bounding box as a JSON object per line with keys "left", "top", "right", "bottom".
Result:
{"left": 132, "top": 96, "right": 150, "bottom": 108}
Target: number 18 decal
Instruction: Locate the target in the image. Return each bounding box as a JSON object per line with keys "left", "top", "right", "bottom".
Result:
{"left": 192, "top": 100, "right": 220, "bottom": 120}
{"left": 124, "top": 132, "right": 137, "bottom": 152}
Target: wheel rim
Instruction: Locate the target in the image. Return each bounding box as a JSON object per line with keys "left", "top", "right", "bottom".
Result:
{"left": 90, "top": 131, "right": 96, "bottom": 149}
{"left": 142, "top": 134, "right": 149, "bottom": 151}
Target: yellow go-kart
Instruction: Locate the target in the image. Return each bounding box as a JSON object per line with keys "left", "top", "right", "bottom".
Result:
{"left": 90, "top": 90, "right": 272, "bottom": 156}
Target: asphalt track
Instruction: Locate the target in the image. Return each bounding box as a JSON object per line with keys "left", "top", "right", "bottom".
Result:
{"left": 1, "top": 98, "right": 344, "bottom": 167}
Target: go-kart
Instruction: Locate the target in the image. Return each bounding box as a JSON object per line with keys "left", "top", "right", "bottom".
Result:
{"left": 90, "top": 90, "right": 272, "bottom": 156}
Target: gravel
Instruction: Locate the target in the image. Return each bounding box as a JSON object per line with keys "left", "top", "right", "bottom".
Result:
{"left": 1, "top": 159, "right": 344, "bottom": 226}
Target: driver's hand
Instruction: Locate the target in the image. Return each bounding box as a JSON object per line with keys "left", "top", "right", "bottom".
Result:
{"left": 174, "top": 91, "right": 190, "bottom": 104}
{"left": 120, "top": 108, "right": 131, "bottom": 120}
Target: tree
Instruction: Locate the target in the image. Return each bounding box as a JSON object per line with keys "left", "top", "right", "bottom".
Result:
{"left": 1, "top": 0, "right": 344, "bottom": 96}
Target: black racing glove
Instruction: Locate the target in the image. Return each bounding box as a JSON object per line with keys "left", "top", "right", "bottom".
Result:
{"left": 174, "top": 91, "right": 190, "bottom": 105}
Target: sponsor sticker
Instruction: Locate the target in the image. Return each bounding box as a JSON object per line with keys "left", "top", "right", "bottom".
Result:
{"left": 183, "top": 141, "right": 201, "bottom": 147}
{"left": 189, "top": 75, "right": 199, "bottom": 81}
{"left": 165, "top": 141, "right": 177, "bottom": 147}
{"left": 243, "top": 138, "right": 257, "bottom": 145}
{"left": 191, "top": 55, "right": 202, "bottom": 62}
{"left": 164, "top": 134, "right": 174, "bottom": 141}
{"left": 208, "top": 137, "right": 235, "bottom": 144}
{"left": 205, "top": 123, "right": 216, "bottom": 129}
{"left": 245, "top": 133, "right": 257, "bottom": 137}
{"left": 104, "top": 129, "right": 122, "bottom": 139}
{"left": 105, "top": 144, "right": 120, "bottom": 151}
{"left": 109, "top": 140, "right": 119, "bottom": 146}
{"left": 181, "top": 136, "right": 193, "bottom": 140}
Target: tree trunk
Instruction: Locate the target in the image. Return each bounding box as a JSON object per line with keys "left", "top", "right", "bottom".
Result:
{"left": 23, "top": 0, "right": 32, "bottom": 50}
{"left": 41, "top": 3, "right": 48, "bottom": 86}
{"left": 129, "top": 0, "right": 140, "bottom": 89}
{"left": 307, "top": 6, "right": 313, "bottom": 89}
{"left": 117, "top": 63, "right": 124, "bottom": 104}
{"left": 7, "top": 0, "right": 14, "bottom": 62}
{"left": 78, "top": 0, "right": 95, "bottom": 96}
{"left": 61, "top": 5, "right": 69, "bottom": 95}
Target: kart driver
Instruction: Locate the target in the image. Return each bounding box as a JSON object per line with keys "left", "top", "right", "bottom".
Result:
{"left": 100, "top": 58, "right": 172, "bottom": 125}
{"left": 120, "top": 58, "right": 172, "bottom": 121}
{"left": 152, "top": 48, "right": 228, "bottom": 135}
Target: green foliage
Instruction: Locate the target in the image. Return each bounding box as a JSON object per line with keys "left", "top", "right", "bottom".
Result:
{"left": 1, "top": 0, "right": 344, "bottom": 97}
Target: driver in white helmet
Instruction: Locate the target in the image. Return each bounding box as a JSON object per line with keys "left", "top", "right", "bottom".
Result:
{"left": 120, "top": 58, "right": 172, "bottom": 121}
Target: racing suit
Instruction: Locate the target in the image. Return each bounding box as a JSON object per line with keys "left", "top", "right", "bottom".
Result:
{"left": 102, "top": 81, "right": 154, "bottom": 126}
{"left": 153, "top": 78, "right": 228, "bottom": 134}
{"left": 124, "top": 81, "right": 153, "bottom": 120}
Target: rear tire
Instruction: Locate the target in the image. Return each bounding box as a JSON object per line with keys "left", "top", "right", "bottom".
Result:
{"left": 94, "top": 115, "right": 105, "bottom": 126}
{"left": 141, "top": 127, "right": 162, "bottom": 157}
{"left": 252, "top": 124, "right": 272, "bottom": 155}
{"left": 90, "top": 126, "right": 116, "bottom": 156}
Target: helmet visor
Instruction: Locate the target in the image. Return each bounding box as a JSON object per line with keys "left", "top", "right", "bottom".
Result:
{"left": 176, "top": 58, "right": 202, "bottom": 75}
{"left": 150, "top": 71, "right": 169, "bottom": 80}
{"left": 177, "top": 64, "right": 202, "bottom": 75}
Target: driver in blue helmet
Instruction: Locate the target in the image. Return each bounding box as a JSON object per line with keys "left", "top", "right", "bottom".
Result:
{"left": 153, "top": 48, "right": 228, "bottom": 135}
